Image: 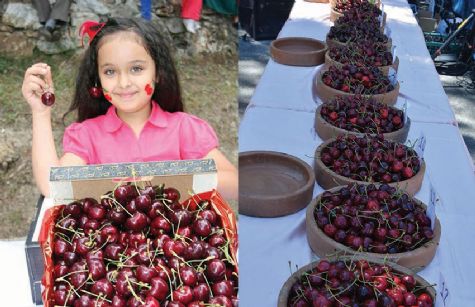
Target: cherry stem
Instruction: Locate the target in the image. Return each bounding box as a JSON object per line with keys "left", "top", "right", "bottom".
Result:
{"left": 80, "top": 289, "right": 112, "bottom": 303}
{"left": 100, "top": 195, "right": 133, "bottom": 217}
{"left": 125, "top": 275, "right": 145, "bottom": 304}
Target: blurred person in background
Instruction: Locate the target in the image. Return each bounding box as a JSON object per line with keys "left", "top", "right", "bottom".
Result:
{"left": 32, "top": 0, "right": 71, "bottom": 41}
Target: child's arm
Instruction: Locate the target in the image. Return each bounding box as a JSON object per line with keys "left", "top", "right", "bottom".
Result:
{"left": 205, "top": 149, "right": 238, "bottom": 201}
{"left": 23, "top": 63, "right": 86, "bottom": 197}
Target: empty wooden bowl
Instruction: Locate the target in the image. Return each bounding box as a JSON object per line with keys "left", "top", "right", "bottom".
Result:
{"left": 239, "top": 151, "right": 315, "bottom": 217}
{"left": 270, "top": 37, "right": 327, "bottom": 66}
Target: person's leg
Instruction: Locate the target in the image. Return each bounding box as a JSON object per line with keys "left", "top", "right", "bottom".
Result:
{"left": 182, "top": 0, "right": 203, "bottom": 33}
{"left": 49, "top": 0, "right": 72, "bottom": 23}
{"left": 141, "top": 0, "right": 152, "bottom": 21}
{"left": 181, "top": 0, "right": 203, "bottom": 21}
{"left": 31, "top": 0, "right": 51, "bottom": 23}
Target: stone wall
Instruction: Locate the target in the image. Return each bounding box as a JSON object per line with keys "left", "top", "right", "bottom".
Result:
{"left": 0, "top": 0, "right": 237, "bottom": 56}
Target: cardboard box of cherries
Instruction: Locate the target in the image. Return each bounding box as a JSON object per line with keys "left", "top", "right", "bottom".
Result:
{"left": 36, "top": 160, "right": 238, "bottom": 307}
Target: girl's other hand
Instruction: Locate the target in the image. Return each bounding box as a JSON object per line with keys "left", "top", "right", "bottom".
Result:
{"left": 22, "top": 63, "right": 55, "bottom": 113}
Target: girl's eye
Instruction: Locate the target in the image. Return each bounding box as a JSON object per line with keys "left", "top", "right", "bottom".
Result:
{"left": 131, "top": 66, "right": 144, "bottom": 73}
{"left": 104, "top": 69, "right": 115, "bottom": 76}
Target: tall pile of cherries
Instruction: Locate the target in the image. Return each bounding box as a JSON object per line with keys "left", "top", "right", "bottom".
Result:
{"left": 333, "top": 0, "right": 374, "bottom": 13}
{"left": 321, "top": 65, "right": 395, "bottom": 95}
{"left": 287, "top": 259, "right": 434, "bottom": 306}
{"left": 335, "top": 3, "right": 382, "bottom": 24}
{"left": 314, "top": 183, "right": 434, "bottom": 254}
{"left": 319, "top": 134, "right": 421, "bottom": 183}
{"left": 327, "top": 20, "right": 389, "bottom": 45}
{"left": 320, "top": 95, "right": 404, "bottom": 134}
{"left": 50, "top": 184, "right": 237, "bottom": 307}
{"left": 328, "top": 40, "right": 394, "bottom": 68}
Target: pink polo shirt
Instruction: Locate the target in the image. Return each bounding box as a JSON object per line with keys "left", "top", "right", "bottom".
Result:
{"left": 63, "top": 102, "right": 218, "bottom": 164}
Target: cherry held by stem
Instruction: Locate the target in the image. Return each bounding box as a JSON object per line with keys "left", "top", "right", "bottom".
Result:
{"left": 41, "top": 92, "right": 55, "bottom": 106}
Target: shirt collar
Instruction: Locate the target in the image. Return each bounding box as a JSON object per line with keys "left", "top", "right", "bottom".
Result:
{"left": 104, "top": 101, "right": 168, "bottom": 132}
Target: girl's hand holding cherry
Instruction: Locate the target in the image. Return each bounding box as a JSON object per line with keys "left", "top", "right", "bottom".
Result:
{"left": 21, "top": 63, "right": 55, "bottom": 113}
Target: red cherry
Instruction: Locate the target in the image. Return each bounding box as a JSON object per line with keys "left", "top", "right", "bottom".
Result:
{"left": 125, "top": 212, "right": 148, "bottom": 232}
{"left": 143, "top": 296, "right": 160, "bottom": 307}
{"left": 192, "top": 218, "right": 212, "bottom": 237}
{"left": 366, "top": 199, "right": 380, "bottom": 211}
{"left": 91, "top": 278, "right": 114, "bottom": 299}
{"left": 41, "top": 91, "right": 55, "bottom": 106}
{"left": 164, "top": 187, "right": 180, "bottom": 203}
{"left": 54, "top": 288, "right": 75, "bottom": 305}
{"left": 179, "top": 266, "right": 198, "bottom": 286}
{"left": 212, "top": 280, "right": 234, "bottom": 297}
{"left": 147, "top": 277, "right": 169, "bottom": 300}
{"left": 173, "top": 285, "right": 193, "bottom": 305}
{"left": 89, "top": 86, "right": 103, "bottom": 98}
{"left": 402, "top": 166, "right": 414, "bottom": 178}
{"left": 192, "top": 283, "right": 210, "bottom": 301}
{"left": 373, "top": 276, "right": 388, "bottom": 291}
{"left": 136, "top": 265, "right": 158, "bottom": 283}
{"left": 104, "top": 243, "right": 124, "bottom": 260}
{"left": 206, "top": 259, "right": 226, "bottom": 281}
{"left": 417, "top": 293, "right": 433, "bottom": 304}
{"left": 135, "top": 194, "right": 152, "bottom": 213}
{"left": 209, "top": 296, "right": 233, "bottom": 307}
{"left": 197, "top": 210, "right": 217, "bottom": 225}
{"left": 402, "top": 275, "right": 416, "bottom": 290}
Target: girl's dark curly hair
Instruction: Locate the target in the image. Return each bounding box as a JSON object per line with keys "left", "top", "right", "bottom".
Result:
{"left": 64, "top": 17, "right": 183, "bottom": 123}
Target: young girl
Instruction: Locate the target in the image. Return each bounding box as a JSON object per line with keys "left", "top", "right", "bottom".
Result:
{"left": 21, "top": 17, "right": 238, "bottom": 200}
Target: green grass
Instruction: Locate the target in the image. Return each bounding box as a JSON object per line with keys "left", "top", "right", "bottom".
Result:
{"left": 0, "top": 50, "right": 79, "bottom": 126}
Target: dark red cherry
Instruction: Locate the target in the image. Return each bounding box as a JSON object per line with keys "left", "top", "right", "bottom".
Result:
{"left": 41, "top": 91, "right": 55, "bottom": 106}
{"left": 89, "top": 86, "right": 103, "bottom": 98}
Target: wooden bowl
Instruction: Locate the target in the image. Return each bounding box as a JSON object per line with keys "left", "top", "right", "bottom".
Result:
{"left": 306, "top": 186, "right": 441, "bottom": 271}
{"left": 324, "top": 50, "right": 399, "bottom": 76}
{"left": 270, "top": 37, "right": 327, "bottom": 67}
{"left": 315, "top": 104, "right": 410, "bottom": 143}
{"left": 314, "top": 69, "right": 400, "bottom": 105}
{"left": 278, "top": 256, "right": 436, "bottom": 306}
{"left": 239, "top": 151, "right": 315, "bottom": 217}
{"left": 314, "top": 138, "right": 426, "bottom": 196}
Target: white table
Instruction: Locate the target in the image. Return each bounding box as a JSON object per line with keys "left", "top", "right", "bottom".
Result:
{"left": 0, "top": 240, "right": 39, "bottom": 306}
{"left": 239, "top": 0, "right": 475, "bottom": 306}
{"left": 239, "top": 106, "right": 475, "bottom": 306}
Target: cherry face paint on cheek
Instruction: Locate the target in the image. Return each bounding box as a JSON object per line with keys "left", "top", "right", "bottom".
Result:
{"left": 103, "top": 89, "right": 112, "bottom": 102}
{"left": 145, "top": 83, "right": 154, "bottom": 96}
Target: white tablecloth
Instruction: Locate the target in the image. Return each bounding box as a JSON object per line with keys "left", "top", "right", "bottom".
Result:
{"left": 239, "top": 106, "right": 475, "bottom": 306}
{"left": 0, "top": 240, "right": 39, "bottom": 306}
{"left": 240, "top": 0, "right": 475, "bottom": 306}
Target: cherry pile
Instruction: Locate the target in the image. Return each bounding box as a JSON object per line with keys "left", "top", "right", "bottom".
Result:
{"left": 321, "top": 65, "right": 395, "bottom": 95}
{"left": 49, "top": 184, "right": 237, "bottom": 307}
{"left": 327, "top": 20, "right": 388, "bottom": 45}
{"left": 319, "top": 134, "right": 421, "bottom": 183}
{"left": 314, "top": 183, "right": 434, "bottom": 254}
{"left": 333, "top": 0, "right": 374, "bottom": 13}
{"left": 287, "top": 259, "right": 434, "bottom": 306}
{"left": 335, "top": 2, "right": 382, "bottom": 23}
{"left": 320, "top": 95, "right": 404, "bottom": 134}
{"left": 328, "top": 40, "right": 393, "bottom": 68}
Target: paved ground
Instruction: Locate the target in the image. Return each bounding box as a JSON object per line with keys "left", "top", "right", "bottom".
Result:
{"left": 238, "top": 31, "right": 475, "bottom": 164}
{"left": 238, "top": 29, "right": 271, "bottom": 116}
{"left": 439, "top": 74, "right": 475, "bottom": 162}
